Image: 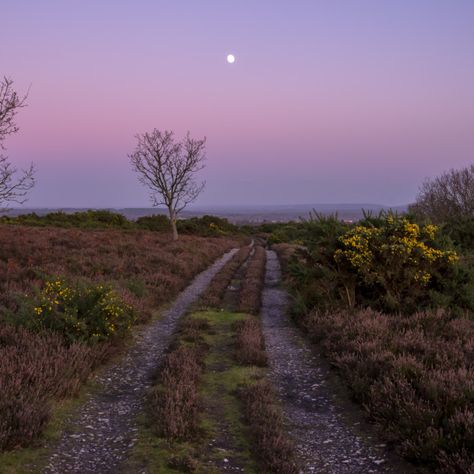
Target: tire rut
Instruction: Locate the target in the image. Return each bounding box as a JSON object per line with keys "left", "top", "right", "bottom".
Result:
{"left": 43, "top": 248, "right": 238, "bottom": 474}
{"left": 261, "top": 250, "right": 414, "bottom": 474}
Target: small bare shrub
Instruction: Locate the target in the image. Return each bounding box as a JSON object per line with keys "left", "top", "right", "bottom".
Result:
{"left": 149, "top": 345, "right": 204, "bottom": 440}
{"left": 239, "top": 380, "right": 299, "bottom": 474}
{"left": 234, "top": 316, "right": 267, "bottom": 367}
{"left": 239, "top": 246, "right": 266, "bottom": 314}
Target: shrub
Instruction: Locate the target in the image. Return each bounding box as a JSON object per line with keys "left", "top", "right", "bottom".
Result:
{"left": 285, "top": 213, "right": 466, "bottom": 315}
{"left": 0, "top": 210, "right": 133, "bottom": 229}
{"left": 135, "top": 214, "right": 170, "bottom": 232}
{"left": 11, "top": 279, "right": 135, "bottom": 344}
{"left": 334, "top": 215, "right": 458, "bottom": 312}
{"left": 178, "top": 215, "right": 239, "bottom": 237}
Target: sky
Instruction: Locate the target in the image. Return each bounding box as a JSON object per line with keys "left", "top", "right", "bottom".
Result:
{"left": 2, "top": 0, "right": 474, "bottom": 208}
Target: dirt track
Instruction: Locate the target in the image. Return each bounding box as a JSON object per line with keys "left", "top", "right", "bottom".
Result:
{"left": 43, "top": 248, "right": 238, "bottom": 474}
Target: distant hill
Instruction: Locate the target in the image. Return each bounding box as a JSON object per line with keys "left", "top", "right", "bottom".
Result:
{"left": 5, "top": 203, "right": 409, "bottom": 224}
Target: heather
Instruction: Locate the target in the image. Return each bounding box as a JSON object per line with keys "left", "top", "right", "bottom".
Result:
{"left": 0, "top": 224, "right": 238, "bottom": 317}
{"left": 269, "top": 211, "right": 474, "bottom": 470}
{"left": 306, "top": 308, "right": 474, "bottom": 472}
{"left": 0, "top": 224, "right": 237, "bottom": 451}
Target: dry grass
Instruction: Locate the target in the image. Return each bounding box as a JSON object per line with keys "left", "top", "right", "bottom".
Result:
{"left": 239, "top": 246, "right": 266, "bottom": 314}
{"left": 239, "top": 379, "right": 299, "bottom": 474}
{"left": 199, "top": 245, "right": 251, "bottom": 308}
{"left": 306, "top": 308, "right": 474, "bottom": 472}
{"left": 234, "top": 316, "right": 267, "bottom": 367}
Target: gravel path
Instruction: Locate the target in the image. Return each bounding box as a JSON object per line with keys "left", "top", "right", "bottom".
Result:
{"left": 261, "top": 250, "right": 413, "bottom": 474}
{"left": 43, "top": 248, "right": 238, "bottom": 474}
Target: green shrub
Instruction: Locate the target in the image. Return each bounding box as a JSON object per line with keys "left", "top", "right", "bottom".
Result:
{"left": 441, "top": 216, "right": 474, "bottom": 253}
{"left": 334, "top": 215, "right": 458, "bottom": 312}
{"left": 178, "top": 215, "right": 238, "bottom": 236}
{"left": 135, "top": 214, "right": 170, "bottom": 231}
{"left": 13, "top": 279, "right": 135, "bottom": 343}
{"left": 286, "top": 212, "right": 468, "bottom": 315}
{"left": 0, "top": 210, "right": 132, "bottom": 229}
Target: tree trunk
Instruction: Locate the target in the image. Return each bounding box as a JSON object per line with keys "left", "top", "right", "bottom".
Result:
{"left": 169, "top": 208, "right": 179, "bottom": 241}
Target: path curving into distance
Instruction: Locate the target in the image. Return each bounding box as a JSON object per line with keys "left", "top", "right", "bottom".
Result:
{"left": 261, "top": 250, "right": 414, "bottom": 474}
{"left": 43, "top": 248, "right": 238, "bottom": 474}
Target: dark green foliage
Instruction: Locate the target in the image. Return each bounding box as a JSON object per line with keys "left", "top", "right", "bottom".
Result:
{"left": 278, "top": 211, "right": 473, "bottom": 316}
{"left": 441, "top": 216, "right": 474, "bottom": 253}
{"left": 0, "top": 210, "right": 132, "bottom": 229}
{"left": 0, "top": 211, "right": 243, "bottom": 238}
{"left": 6, "top": 279, "right": 135, "bottom": 344}
{"left": 178, "top": 215, "right": 238, "bottom": 236}
{"left": 135, "top": 214, "right": 170, "bottom": 231}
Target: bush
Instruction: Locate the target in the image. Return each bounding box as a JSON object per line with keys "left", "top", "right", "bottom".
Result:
{"left": 178, "top": 215, "right": 238, "bottom": 237}
{"left": 441, "top": 216, "right": 474, "bottom": 253}
{"left": 0, "top": 210, "right": 133, "bottom": 229}
{"left": 11, "top": 279, "right": 135, "bottom": 343}
{"left": 334, "top": 215, "right": 458, "bottom": 312}
{"left": 409, "top": 164, "right": 474, "bottom": 223}
{"left": 286, "top": 213, "right": 466, "bottom": 315}
{"left": 135, "top": 214, "right": 170, "bottom": 232}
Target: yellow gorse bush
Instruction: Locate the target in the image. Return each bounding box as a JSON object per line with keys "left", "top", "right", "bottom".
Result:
{"left": 334, "top": 217, "right": 458, "bottom": 302}
{"left": 34, "top": 278, "right": 135, "bottom": 343}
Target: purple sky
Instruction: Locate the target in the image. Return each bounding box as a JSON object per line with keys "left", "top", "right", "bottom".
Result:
{"left": 3, "top": 1, "right": 474, "bottom": 208}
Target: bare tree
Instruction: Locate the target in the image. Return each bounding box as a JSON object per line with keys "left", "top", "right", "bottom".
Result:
{"left": 129, "top": 129, "right": 206, "bottom": 240}
{"left": 409, "top": 164, "right": 474, "bottom": 222}
{"left": 0, "top": 77, "right": 35, "bottom": 210}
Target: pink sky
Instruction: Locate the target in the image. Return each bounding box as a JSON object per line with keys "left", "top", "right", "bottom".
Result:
{"left": 3, "top": 1, "right": 474, "bottom": 207}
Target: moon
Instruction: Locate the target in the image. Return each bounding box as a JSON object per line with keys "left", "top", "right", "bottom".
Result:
{"left": 226, "top": 54, "right": 236, "bottom": 64}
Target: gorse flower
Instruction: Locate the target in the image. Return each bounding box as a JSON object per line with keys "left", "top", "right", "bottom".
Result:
{"left": 34, "top": 278, "right": 135, "bottom": 343}
{"left": 333, "top": 215, "right": 459, "bottom": 311}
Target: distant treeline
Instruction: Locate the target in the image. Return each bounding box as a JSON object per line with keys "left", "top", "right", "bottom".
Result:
{"left": 0, "top": 210, "right": 240, "bottom": 237}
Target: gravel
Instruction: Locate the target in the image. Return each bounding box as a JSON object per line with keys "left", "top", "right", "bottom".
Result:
{"left": 43, "top": 248, "right": 238, "bottom": 474}
{"left": 261, "top": 250, "right": 414, "bottom": 474}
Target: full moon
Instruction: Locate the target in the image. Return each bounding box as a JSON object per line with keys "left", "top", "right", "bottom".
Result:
{"left": 226, "top": 54, "right": 235, "bottom": 64}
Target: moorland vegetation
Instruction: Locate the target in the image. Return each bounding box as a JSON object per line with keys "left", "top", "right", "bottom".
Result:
{"left": 266, "top": 165, "right": 474, "bottom": 471}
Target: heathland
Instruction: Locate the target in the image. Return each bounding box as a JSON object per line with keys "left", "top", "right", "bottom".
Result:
{"left": 0, "top": 201, "right": 473, "bottom": 473}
